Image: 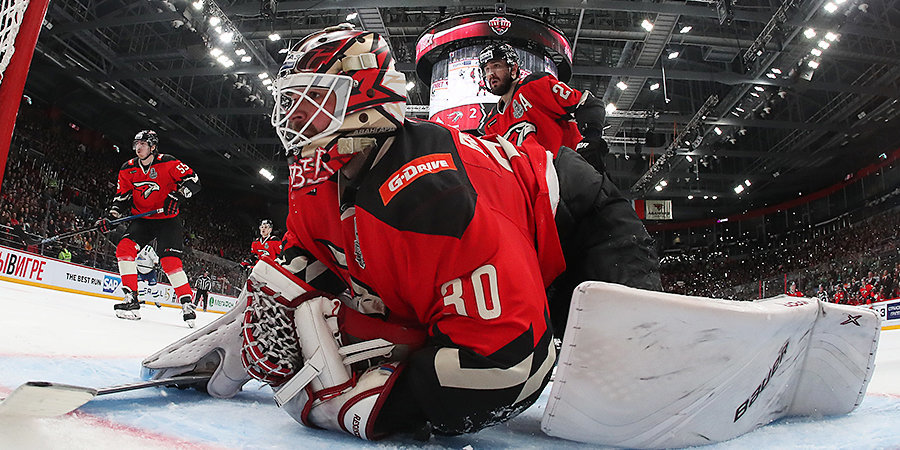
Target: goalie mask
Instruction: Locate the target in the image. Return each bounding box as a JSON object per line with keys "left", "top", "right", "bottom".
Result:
{"left": 272, "top": 23, "right": 406, "bottom": 191}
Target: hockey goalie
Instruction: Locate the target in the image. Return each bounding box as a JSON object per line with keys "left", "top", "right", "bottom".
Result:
{"left": 140, "top": 23, "right": 879, "bottom": 447}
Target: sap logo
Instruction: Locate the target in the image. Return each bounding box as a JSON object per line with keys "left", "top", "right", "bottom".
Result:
{"left": 379, "top": 153, "right": 456, "bottom": 205}
{"left": 102, "top": 275, "right": 121, "bottom": 293}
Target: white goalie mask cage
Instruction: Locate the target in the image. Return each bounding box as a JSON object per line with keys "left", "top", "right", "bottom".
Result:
{"left": 271, "top": 73, "right": 353, "bottom": 154}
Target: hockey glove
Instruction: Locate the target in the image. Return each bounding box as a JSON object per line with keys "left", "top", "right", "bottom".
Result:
{"left": 575, "top": 136, "right": 609, "bottom": 173}
{"left": 163, "top": 192, "right": 183, "bottom": 216}
{"left": 272, "top": 296, "right": 416, "bottom": 440}
{"left": 141, "top": 257, "right": 303, "bottom": 398}
{"left": 95, "top": 218, "right": 112, "bottom": 233}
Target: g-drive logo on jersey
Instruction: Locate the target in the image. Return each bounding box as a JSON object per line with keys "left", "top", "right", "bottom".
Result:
{"left": 379, "top": 153, "right": 457, "bottom": 205}
{"left": 102, "top": 275, "right": 121, "bottom": 293}
{"left": 489, "top": 16, "right": 511, "bottom": 35}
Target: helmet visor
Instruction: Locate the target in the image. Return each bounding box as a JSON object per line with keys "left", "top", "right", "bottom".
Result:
{"left": 272, "top": 73, "right": 352, "bottom": 154}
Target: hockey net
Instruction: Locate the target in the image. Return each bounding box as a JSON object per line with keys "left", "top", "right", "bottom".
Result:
{"left": 0, "top": 0, "right": 31, "bottom": 82}
{"left": 0, "top": 0, "right": 48, "bottom": 188}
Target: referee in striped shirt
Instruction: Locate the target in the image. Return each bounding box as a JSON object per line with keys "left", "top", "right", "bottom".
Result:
{"left": 194, "top": 271, "right": 212, "bottom": 312}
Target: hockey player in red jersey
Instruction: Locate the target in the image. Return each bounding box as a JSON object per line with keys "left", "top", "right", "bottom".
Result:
{"left": 250, "top": 219, "right": 282, "bottom": 260}
{"left": 480, "top": 42, "right": 661, "bottom": 337}
{"left": 142, "top": 24, "right": 561, "bottom": 440}
{"left": 98, "top": 130, "right": 201, "bottom": 325}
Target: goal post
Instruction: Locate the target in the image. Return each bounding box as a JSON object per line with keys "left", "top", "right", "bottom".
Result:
{"left": 0, "top": 0, "right": 50, "bottom": 191}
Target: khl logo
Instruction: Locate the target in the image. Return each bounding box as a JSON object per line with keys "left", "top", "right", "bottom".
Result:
{"left": 102, "top": 275, "right": 121, "bottom": 293}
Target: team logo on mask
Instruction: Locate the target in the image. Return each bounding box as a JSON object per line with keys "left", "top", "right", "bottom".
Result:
{"left": 489, "top": 16, "right": 511, "bottom": 35}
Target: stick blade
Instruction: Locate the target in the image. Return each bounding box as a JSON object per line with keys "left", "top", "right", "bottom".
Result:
{"left": 0, "top": 382, "right": 98, "bottom": 417}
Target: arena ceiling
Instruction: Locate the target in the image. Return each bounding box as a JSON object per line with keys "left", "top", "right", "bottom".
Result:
{"left": 22, "top": 0, "right": 900, "bottom": 220}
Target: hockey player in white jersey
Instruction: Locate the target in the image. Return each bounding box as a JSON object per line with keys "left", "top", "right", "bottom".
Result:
{"left": 136, "top": 245, "right": 164, "bottom": 309}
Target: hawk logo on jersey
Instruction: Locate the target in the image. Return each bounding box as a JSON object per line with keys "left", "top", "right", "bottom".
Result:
{"left": 503, "top": 121, "right": 537, "bottom": 146}
{"left": 489, "top": 16, "right": 511, "bottom": 35}
{"left": 379, "top": 153, "right": 457, "bottom": 205}
{"left": 133, "top": 181, "right": 160, "bottom": 199}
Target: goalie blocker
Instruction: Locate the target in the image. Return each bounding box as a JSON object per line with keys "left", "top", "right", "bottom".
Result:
{"left": 541, "top": 282, "right": 880, "bottom": 448}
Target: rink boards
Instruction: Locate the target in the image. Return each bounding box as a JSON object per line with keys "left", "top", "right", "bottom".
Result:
{"left": 0, "top": 244, "right": 237, "bottom": 313}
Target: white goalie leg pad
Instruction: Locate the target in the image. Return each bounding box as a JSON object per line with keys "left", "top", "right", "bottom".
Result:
{"left": 541, "top": 282, "right": 880, "bottom": 448}
{"left": 141, "top": 259, "right": 302, "bottom": 398}
{"left": 277, "top": 297, "right": 400, "bottom": 440}
{"left": 787, "top": 300, "right": 880, "bottom": 416}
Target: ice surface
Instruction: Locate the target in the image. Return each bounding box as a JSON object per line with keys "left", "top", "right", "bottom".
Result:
{"left": 1, "top": 280, "right": 899, "bottom": 448}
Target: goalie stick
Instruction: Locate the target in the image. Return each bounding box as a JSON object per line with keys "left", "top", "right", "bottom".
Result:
{"left": 0, "top": 374, "right": 211, "bottom": 418}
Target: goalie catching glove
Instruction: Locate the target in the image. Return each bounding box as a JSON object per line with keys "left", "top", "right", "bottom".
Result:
{"left": 141, "top": 256, "right": 425, "bottom": 440}
{"left": 243, "top": 277, "right": 425, "bottom": 439}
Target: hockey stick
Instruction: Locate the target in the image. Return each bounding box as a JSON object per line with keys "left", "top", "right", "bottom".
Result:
{"left": 35, "top": 208, "right": 165, "bottom": 245}
{"left": 0, "top": 374, "right": 211, "bottom": 418}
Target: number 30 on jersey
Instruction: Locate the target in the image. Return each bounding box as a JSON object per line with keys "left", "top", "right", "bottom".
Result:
{"left": 441, "top": 264, "right": 501, "bottom": 320}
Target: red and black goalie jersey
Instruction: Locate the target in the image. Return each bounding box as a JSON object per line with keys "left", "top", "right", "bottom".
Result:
{"left": 251, "top": 235, "right": 283, "bottom": 260}
{"left": 113, "top": 154, "right": 198, "bottom": 219}
{"left": 484, "top": 72, "right": 584, "bottom": 155}
{"left": 283, "top": 119, "right": 565, "bottom": 356}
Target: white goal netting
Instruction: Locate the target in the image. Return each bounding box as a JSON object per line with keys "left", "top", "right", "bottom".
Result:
{"left": 0, "top": 0, "right": 29, "bottom": 83}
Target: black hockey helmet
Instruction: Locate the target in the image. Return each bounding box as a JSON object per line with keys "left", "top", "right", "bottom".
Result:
{"left": 134, "top": 130, "right": 159, "bottom": 153}
{"left": 479, "top": 42, "right": 519, "bottom": 76}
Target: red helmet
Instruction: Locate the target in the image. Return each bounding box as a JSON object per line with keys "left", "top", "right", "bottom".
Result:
{"left": 272, "top": 24, "right": 406, "bottom": 192}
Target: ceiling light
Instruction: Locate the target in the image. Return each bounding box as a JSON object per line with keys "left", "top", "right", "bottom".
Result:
{"left": 714, "top": 127, "right": 723, "bottom": 135}
{"left": 259, "top": 168, "right": 274, "bottom": 181}
{"left": 655, "top": 185, "right": 663, "bottom": 192}
{"left": 704, "top": 195, "right": 709, "bottom": 199}
{"left": 219, "top": 31, "right": 234, "bottom": 42}
{"left": 804, "top": 28, "right": 816, "bottom": 39}
{"left": 616, "top": 81, "right": 628, "bottom": 90}
{"left": 688, "top": 195, "right": 694, "bottom": 199}
{"left": 235, "top": 48, "right": 246, "bottom": 56}
{"left": 735, "top": 107, "right": 745, "bottom": 113}
{"left": 824, "top": 31, "right": 838, "bottom": 41}
{"left": 209, "top": 47, "right": 223, "bottom": 57}
{"left": 191, "top": 0, "right": 203, "bottom": 10}
{"left": 686, "top": 155, "right": 693, "bottom": 162}
{"left": 240, "top": 55, "right": 252, "bottom": 62}
{"left": 750, "top": 92, "right": 760, "bottom": 97}
{"left": 667, "top": 51, "right": 679, "bottom": 59}
{"left": 712, "top": 196, "right": 718, "bottom": 200}
{"left": 734, "top": 185, "right": 745, "bottom": 194}
{"left": 262, "top": 79, "right": 272, "bottom": 85}
{"left": 208, "top": 16, "right": 221, "bottom": 26}
{"left": 824, "top": 2, "right": 838, "bottom": 13}
{"left": 808, "top": 60, "right": 820, "bottom": 69}
{"left": 680, "top": 25, "right": 692, "bottom": 33}
{"left": 649, "top": 82, "right": 660, "bottom": 91}
{"left": 641, "top": 19, "right": 654, "bottom": 32}
{"left": 278, "top": 48, "right": 289, "bottom": 53}
{"left": 346, "top": 12, "right": 358, "bottom": 21}
{"left": 766, "top": 73, "right": 777, "bottom": 79}
{"left": 268, "top": 33, "right": 281, "bottom": 41}
{"left": 818, "top": 40, "right": 830, "bottom": 49}
{"left": 754, "top": 86, "right": 765, "bottom": 92}
{"left": 771, "top": 68, "right": 782, "bottom": 74}
{"left": 258, "top": 72, "right": 269, "bottom": 79}
{"left": 744, "top": 179, "right": 751, "bottom": 186}
{"left": 810, "top": 48, "right": 823, "bottom": 56}
{"left": 660, "top": 180, "right": 668, "bottom": 187}
{"left": 605, "top": 103, "right": 617, "bottom": 114}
